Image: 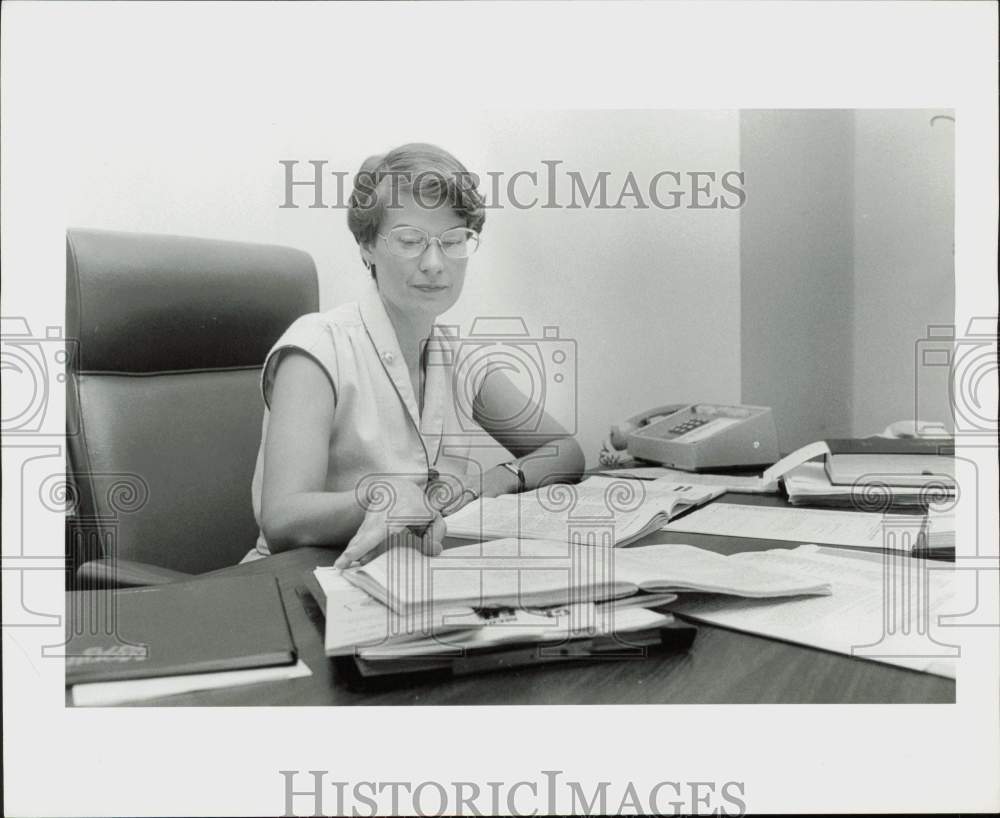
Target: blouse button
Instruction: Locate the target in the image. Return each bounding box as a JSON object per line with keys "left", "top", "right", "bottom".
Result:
{"left": 381, "top": 351, "right": 394, "bottom": 364}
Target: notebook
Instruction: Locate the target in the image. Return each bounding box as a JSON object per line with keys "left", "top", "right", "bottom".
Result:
{"left": 64, "top": 575, "right": 297, "bottom": 686}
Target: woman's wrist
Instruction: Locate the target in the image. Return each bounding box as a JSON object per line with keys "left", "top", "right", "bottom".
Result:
{"left": 500, "top": 460, "right": 526, "bottom": 493}
{"left": 482, "top": 463, "right": 520, "bottom": 497}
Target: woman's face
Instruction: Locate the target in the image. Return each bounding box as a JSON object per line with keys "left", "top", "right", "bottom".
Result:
{"left": 363, "top": 189, "right": 468, "bottom": 322}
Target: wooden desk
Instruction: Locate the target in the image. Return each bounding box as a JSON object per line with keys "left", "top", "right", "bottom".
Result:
{"left": 118, "top": 492, "right": 955, "bottom": 706}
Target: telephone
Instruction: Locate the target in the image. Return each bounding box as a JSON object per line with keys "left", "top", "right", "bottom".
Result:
{"left": 602, "top": 403, "right": 780, "bottom": 471}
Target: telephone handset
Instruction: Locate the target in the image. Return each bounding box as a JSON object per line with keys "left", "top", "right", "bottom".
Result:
{"left": 602, "top": 403, "right": 780, "bottom": 471}
{"left": 608, "top": 405, "right": 687, "bottom": 450}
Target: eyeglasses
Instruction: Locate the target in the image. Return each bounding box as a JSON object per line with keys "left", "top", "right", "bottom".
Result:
{"left": 377, "top": 226, "right": 481, "bottom": 259}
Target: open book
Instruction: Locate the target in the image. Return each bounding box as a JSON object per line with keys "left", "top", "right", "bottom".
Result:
{"left": 343, "top": 539, "right": 832, "bottom": 616}
{"left": 444, "top": 476, "right": 725, "bottom": 547}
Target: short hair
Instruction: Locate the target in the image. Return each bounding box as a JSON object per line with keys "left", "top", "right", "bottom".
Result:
{"left": 347, "top": 143, "right": 486, "bottom": 278}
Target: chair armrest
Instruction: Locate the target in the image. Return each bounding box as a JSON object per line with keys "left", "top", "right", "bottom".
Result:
{"left": 75, "top": 558, "right": 193, "bottom": 589}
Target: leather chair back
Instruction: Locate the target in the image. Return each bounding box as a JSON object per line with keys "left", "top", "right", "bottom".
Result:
{"left": 66, "top": 229, "right": 318, "bottom": 574}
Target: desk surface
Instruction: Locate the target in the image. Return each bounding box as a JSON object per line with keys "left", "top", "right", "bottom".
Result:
{"left": 118, "top": 493, "right": 955, "bottom": 706}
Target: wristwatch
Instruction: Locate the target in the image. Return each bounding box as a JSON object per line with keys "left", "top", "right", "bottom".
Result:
{"left": 500, "top": 461, "right": 526, "bottom": 493}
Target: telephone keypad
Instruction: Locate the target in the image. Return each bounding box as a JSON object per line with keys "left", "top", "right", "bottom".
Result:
{"left": 668, "top": 418, "right": 709, "bottom": 436}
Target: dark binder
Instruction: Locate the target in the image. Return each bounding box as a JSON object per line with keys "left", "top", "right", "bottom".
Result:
{"left": 65, "top": 575, "right": 297, "bottom": 686}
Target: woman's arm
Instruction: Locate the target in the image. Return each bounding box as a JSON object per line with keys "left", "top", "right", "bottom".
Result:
{"left": 470, "top": 368, "right": 586, "bottom": 499}
{"left": 259, "top": 351, "right": 366, "bottom": 552}
{"left": 260, "top": 351, "right": 444, "bottom": 562}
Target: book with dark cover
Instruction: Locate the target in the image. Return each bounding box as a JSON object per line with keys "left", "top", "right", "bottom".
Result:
{"left": 824, "top": 438, "right": 955, "bottom": 488}
{"left": 65, "top": 575, "right": 297, "bottom": 686}
{"left": 824, "top": 438, "right": 955, "bottom": 456}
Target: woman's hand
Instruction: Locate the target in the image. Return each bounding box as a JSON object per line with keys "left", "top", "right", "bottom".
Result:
{"left": 432, "top": 476, "right": 481, "bottom": 517}
{"left": 333, "top": 478, "right": 445, "bottom": 569}
{"left": 433, "top": 466, "right": 521, "bottom": 517}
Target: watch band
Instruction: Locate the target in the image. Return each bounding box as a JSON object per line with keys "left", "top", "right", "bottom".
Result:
{"left": 501, "top": 461, "right": 526, "bottom": 493}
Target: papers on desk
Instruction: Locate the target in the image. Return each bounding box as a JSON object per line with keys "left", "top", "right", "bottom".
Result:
{"left": 766, "top": 438, "right": 955, "bottom": 508}
{"left": 71, "top": 659, "right": 312, "bottom": 706}
{"left": 357, "top": 605, "right": 673, "bottom": 660}
{"left": 445, "top": 475, "right": 724, "bottom": 546}
{"left": 342, "top": 539, "right": 831, "bottom": 617}
{"left": 784, "top": 462, "right": 952, "bottom": 509}
{"left": 594, "top": 466, "right": 780, "bottom": 494}
{"left": 662, "top": 502, "right": 927, "bottom": 551}
{"left": 321, "top": 538, "right": 828, "bottom": 668}
{"left": 311, "top": 562, "right": 686, "bottom": 659}
{"left": 670, "top": 545, "right": 958, "bottom": 678}
{"left": 600, "top": 437, "right": 955, "bottom": 507}
{"left": 311, "top": 566, "right": 483, "bottom": 656}
{"left": 925, "top": 504, "right": 956, "bottom": 549}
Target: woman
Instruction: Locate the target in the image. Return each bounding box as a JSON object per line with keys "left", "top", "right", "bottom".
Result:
{"left": 248, "top": 143, "right": 584, "bottom": 567}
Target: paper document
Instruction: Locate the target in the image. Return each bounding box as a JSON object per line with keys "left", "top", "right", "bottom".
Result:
{"left": 343, "top": 538, "right": 831, "bottom": 615}
{"left": 314, "top": 567, "right": 478, "bottom": 655}
{"left": 671, "top": 545, "right": 958, "bottom": 678}
{"left": 761, "top": 440, "right": 831, "bottom": 483}
{"left": 594, "top": 467, "right": 779, "bottom": 494}
{"left": 662, "top": 502, "right": 926, "bottom": 551}
{"left": 71, "top": 659, "right": 312, "bottom": 706}
{"left": 360, "top": 605, "right": 670, "bottom": 659}
{"left": 446, "top": 475, "right": 723, "bottom": 546}
{"left": 924, "top": 504, "right": 955, "bottom": 549}
{"left": 783, "top": 462, "right": 954, "bottom": 508}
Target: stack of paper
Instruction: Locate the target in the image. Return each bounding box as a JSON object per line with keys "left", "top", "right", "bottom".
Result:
{"left": 594, "top": 466, "right": 779, "bottom": 495}
{"left": 764, "top": 438, "right": 956, "bottom": 509}
{"left": 824, "top": 437, "right": 954, "bottom": 487}
{"left": 357, "top": 605, "right": 673, "bottom": 660}
{"left": 923, "top": 505, "right": 956, "bottom": 551}
{"left": 784, "top": 463, "right": 954, "bottom": 509}
{"left": 310, "top": 562, "right": 676, "bottom": 661}
{"left": 315, "top": 538, "right": 830, "bottom": 666}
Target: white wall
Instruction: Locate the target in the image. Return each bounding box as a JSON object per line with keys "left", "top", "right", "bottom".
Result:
{"left": 739, "top": 110, "right": 855, "bottom": 452}
{"left": 852, "top": 109, "right": 955, "bottom": 435}
{"left": 740, "top": 109, "right": 956, "bottom": 450}
{"left": 63, "top": 105, "right": 742, "bottom": 466}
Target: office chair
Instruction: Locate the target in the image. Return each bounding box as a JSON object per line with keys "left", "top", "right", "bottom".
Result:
{"left": 66, "top": 228, "right": 318, "bottom": 588}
